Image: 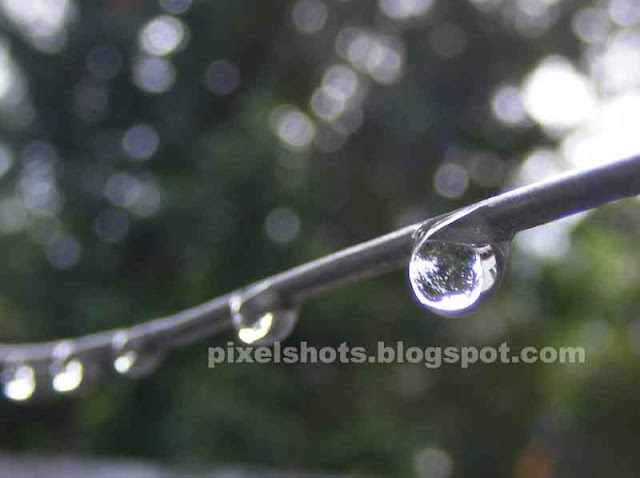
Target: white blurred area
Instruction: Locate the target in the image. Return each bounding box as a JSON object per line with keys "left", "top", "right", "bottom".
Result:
{"left": 0, "top": 454, "right": 350, "bottom": 478}
{"left": 0, "top": 1, "right": 170, "bottom": 264}
{"left": 281, "top": 0, "right": 640, "bottom": 268}
{"left": 414, "top": 447, "right": 453, "bottom": 478}
{"left": 133, "top": 13, "right": 188, "bottom": 95}
{"left": 270, "top": 105, "right": 316, "bottom": 150}
{"left": 379, "top": 0, "right": 434, "bottom": 20}
{"left": 335, "top": 28, "right": 405, "bottom": 85}
{"left": 281, "top": 0, "right": 432, "bottom": 150}
{"left": 522, "top": 57, "right": 596, "bottom": 132}
{"left": 0, "top": 0, "right": 75, "bottom": 53}
{"left": 485, "top": 0, "right": 640, "bottom": 261}
{"left": 139, "top": 15, "right": 187, "bottom": 57}
{"left": 0, "top": 40, "right": 33, "bottom": 129}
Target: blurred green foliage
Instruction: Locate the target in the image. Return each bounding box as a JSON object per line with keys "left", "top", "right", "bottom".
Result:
{"left": 0, "top": 0, "right": 640, "bottom": 477}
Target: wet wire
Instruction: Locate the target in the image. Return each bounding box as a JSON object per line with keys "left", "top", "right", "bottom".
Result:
{"left": 2, "top": 154, "right": 640, "bottom": 390}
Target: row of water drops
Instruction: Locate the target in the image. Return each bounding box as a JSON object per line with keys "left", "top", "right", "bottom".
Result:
{"left": 2, "top": 220, "right": 509, "bottom": 402}
{"left": 2, "top": 331, "right": 163, "bottom": 402}
{"left": 232, "top": 217, "right": 510, "bottom": 339}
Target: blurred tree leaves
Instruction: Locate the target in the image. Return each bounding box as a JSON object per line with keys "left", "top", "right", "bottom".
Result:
{"left": 0, "top": 0, "right": 639, "bottom": 477}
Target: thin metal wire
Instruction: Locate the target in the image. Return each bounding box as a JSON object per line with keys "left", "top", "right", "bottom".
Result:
{"left": 2, "top": 154, "right": 640, "bottom": 371}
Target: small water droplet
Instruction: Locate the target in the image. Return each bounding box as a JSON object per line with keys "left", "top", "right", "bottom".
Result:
{"left": 230, "top": 292, "right": 298, "bottom": 345}
{"left": 112, "top": 330, "right": 163, "bottom": 378}
{"left": 409, "top": 231, "right": 509, "bottom": 316}
{"left": 50, "top": 341, "right": 84, "bottom": 393}
{"left": 2, "top": 362, "right": 36, "bottom": 401}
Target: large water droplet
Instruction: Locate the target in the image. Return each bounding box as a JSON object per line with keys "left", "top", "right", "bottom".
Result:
{"left": 409, "top": 233, "right": 509, "bottom": 316}
{"left": 230, "top": 293, "right": 298, "bottom": 345}
{"left": 112, "top": 330, "right": 163, "bottom": 378}
{"left": 50, "top": 341, "right": 84, "bottom": 393}
{"left": 2, "top": 363, "right": 36, "bottom": 401}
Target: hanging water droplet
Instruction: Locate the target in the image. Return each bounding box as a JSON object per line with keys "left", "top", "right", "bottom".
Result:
{"left": 230, "top": 292, "right": 298, "bottom": 345}
{"left": 408, "top": 232, "right": 509, "bottom": 316}
{"left": 50, "top": 341, "right": 84, "bottom": 393}
{"left": 2, "top": 362, "right": 36, "bottom": 401}
{"left": 112, "top": 330, "right": 163, "bottom": 378}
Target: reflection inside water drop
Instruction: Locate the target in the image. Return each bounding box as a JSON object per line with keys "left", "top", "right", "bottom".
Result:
{"left": 2, "top": 363, "right": 36, "bottom": 401}
{"left": 230, "top": 294, "right": 298, "bottom": 345}
{"left": 409, "top": 235, "right": 508, "bottom": 316}
{"left": 50, "top": 341, "right": 84, "bottom": 393}
{"left": 410, "top": 241, "right": 483, "bottom": 312}
{"left": 112, "top": 330, "right": 163, "bottom": 378}
{"left": 114, "top": 350, "right": 138, "bottom": 375}
{"left": 51, "top": 358, "right": 84, "bottom": 393}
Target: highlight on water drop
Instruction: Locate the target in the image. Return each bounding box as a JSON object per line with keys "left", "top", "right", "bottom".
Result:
{"left": 112, "top": 330, "right": 163, "bottom": 378}
{"left": 2, "top": 362, "right": 36, "bottom": 402}
{"left": 230, "top": 291, "right": 299, "bottom": 346}
{"left": 112, "top": 331, "right": 137, "bottom": 375}
{"left": 50, "top": 341, "right": 84, "bottom": 394}
{"left": 408, "top": 224, "right": 510, "bottom": 316}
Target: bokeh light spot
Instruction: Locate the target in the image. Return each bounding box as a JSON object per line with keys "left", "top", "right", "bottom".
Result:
{"left": 94, "top": 208, "right": 130, "bottom": 243}
{"left": 522, "top": 57, "right": 596, "bottom": 130}
{"left": 159, "top": 0, "right": 192, "bottom": 15}
{"left": 491, "top": 84, "right": 527, "bottom": 125}
{"left": 122, "top": 123, "right": 159, "bottom": 161}
{"left": 46, "top": 234, "right": 81, "bottom": 269}
{"left": 204, "top": 59, "right": 240, "bottom": 95}
{"left": 292, "top": 0, "right": 328, "bottom": 34}
{"left": 415, "top": 447, "right": 453, "bottom": 478}
{"left": 133, "top": 57, "right": 176, "bottom": 94}
{"left": 139, "top": 15, "right": 187, "bottom": 57}
{"left": 572, "top": 8, "right": 610, "bottom": 44}
{"left": 379, "top": 0, "right": 433, "bottom": 20}
{"left": 434, "top": 163, "right": 469, "bottom": 199}
{"left": 270, "top": 105, "right": 316, "bottom": 150}
{"left": 265, "top": 208, "right": 301, "bottom": 244}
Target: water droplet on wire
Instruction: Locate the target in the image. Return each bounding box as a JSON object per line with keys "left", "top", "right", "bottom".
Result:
{"left": 230, "top": 293, "right": 298, "bottom": 345}
{"left": 112, "top": 330, "right": 163, "bottom": 378}
{"left": 408, "top": 224, "right": 509, "bottom": 316}
{"left": 2, "top": 362, "right": 36, "bottom": 401}
{"left": 50, "top": 341, "right": 84, "bottom": 393}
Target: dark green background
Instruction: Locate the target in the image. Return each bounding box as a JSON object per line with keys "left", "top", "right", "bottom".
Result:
{"left": 0, "top": 0, "right": 639, "bottom": 476}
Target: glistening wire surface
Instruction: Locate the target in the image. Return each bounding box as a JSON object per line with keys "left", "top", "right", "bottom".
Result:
{"left": 2, "top": 154, "right": 640, "bottom": 399}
